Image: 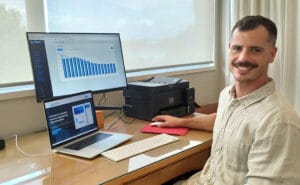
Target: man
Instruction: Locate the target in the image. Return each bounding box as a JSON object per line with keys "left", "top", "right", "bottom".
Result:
{"left": 153, "top": 15, "right": 300, "bottom": 185}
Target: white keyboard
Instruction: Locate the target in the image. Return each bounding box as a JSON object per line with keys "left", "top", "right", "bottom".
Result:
{"left": 101, "top": 134, "right": 179, "bottom": 161}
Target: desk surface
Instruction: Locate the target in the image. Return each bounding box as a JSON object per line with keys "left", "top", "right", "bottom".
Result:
{"left": 0, "top": 117, "right": 212, "bottom": 185}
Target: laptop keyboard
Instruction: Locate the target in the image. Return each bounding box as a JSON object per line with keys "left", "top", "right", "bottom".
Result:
{"left": 64, "top": 133, "right": 112, "bottom": 150}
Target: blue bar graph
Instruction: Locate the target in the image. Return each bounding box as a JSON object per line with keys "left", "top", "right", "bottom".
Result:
{"left": 61, "top": 56, "right": 117, "bottom": 78}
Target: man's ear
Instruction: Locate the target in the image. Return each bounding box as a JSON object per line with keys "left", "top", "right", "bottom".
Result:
{"left": 269, "top": 47, "right": 277, "bottom": 63}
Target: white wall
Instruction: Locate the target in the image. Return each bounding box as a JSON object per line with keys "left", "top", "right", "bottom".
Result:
{"left": 0, "top": 70, "right": 220, "bottom": 138}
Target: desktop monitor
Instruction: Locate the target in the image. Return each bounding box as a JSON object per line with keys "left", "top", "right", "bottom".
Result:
{"left": 27, "top": 32, "right": 127, "bottom": 102}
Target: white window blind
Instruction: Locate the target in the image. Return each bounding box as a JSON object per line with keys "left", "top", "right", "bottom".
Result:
{"left": 46, "top": 0, "right": 215, "bottom": 71}
{"left": 0, "top": 0, "right": 31, "bottom": 85}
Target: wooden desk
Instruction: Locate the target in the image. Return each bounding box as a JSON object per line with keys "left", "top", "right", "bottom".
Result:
{"left": 0, "top": 118, "right": 212, "bottom": 185}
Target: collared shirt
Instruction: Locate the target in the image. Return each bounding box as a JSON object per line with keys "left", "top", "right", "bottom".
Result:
{"left": 188, "top": 80, "right": 300, "bottom": 185}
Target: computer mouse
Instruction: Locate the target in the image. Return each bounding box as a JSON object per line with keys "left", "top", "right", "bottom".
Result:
{"left": 0, "top": 137, "right": 5, "bottom": 150}
{"left": 150, "top": 121, "right": 163, "bottom": 127}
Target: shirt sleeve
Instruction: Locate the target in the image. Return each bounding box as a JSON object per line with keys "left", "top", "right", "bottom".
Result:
{"left": 245, "top": 123, "right": 300, "bottom": 185}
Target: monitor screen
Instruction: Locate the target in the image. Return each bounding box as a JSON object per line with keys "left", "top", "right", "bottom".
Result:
{"left": 27, "top": 32, "right": 127, "bottom": 102}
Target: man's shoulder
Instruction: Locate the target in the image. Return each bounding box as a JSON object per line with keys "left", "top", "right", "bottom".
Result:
{"left": 258, "top": 92, "right": 300, "bottom": 129}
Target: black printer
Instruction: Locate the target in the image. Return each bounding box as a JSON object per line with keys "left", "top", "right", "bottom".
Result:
{"left": 123, "top": 76, "right": 195, "bottom": 121}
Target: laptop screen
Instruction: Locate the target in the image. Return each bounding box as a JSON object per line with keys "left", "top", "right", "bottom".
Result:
{"left": 44, "top": 91, "right": 98, "bottom": 147}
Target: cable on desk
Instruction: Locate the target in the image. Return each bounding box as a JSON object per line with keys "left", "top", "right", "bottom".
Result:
{"left": 104, "top": 110, "right": 118, "bottom": 119}
{"left": 119, "top": 110, "right": 135, "bottom": 124}
{"left": 105, "top": 117, "right": 121, "bottom": 130}
{"left": 12, "top": 134, "right": 52, "bottom": 157}
{"left": 104, "top": 109, "right": 122, "bottom": 130}
{"left": 97, "top": 92, "right": 107, "bottom": 105}
{"left": 103, "top": 108, "right": 135, "bottom": 130}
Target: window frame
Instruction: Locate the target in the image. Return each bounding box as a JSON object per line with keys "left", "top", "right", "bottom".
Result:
{"left": 0, "top": 0, "right": 217, "bottom": 101}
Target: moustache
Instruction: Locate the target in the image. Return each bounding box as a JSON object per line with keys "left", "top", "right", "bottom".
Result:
{"left": 233, "top": 61, "right": 258, "bottom": 69}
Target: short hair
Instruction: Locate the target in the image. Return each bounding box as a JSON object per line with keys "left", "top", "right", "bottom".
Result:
{"left": 231, "top": 15, "right": 277, "bottom": 46}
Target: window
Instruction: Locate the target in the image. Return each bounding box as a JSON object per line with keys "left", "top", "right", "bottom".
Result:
{"left": 46, "top": 0, "right": 215, "bottom": 71}
{"left": 0, "top": 0, "right": 215, "bottom": 87}
{"left": 0, "top": 0, "right": 31, "bottom": 85}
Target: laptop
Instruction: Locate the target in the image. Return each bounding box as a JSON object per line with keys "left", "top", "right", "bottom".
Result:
{"left": 43, "top": 91, "right": 132, "bottom": 159}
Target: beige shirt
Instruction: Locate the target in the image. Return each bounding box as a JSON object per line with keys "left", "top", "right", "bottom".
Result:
{"left": 186, "top": 80, "right": 300, "bottom": 185}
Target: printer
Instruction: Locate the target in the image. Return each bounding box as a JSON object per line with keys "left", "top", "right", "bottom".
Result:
{"left": 123, "top": 76, "right": 195, "bottom": 121}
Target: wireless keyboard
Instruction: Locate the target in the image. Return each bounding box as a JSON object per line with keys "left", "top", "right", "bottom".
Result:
{"left": 101, "top": 134, "right": 179, "bottom": 161}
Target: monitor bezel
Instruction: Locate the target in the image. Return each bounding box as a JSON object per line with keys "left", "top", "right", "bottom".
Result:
{"left": 26, "top": 32, "right": 128, "bottom": 102}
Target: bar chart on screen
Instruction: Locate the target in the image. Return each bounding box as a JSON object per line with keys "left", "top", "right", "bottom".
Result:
{"left": 55, "top": 43, "right": 118, "bottom": 81}
{"left": 60, "top": 55, "right": 117, "bottom": 79}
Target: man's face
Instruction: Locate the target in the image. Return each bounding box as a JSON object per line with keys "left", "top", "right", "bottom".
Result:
{"left": 229, "top": 26, "right": 277, "bottom": 85}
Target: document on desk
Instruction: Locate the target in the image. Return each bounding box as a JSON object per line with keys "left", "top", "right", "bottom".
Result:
{"left": 141, "top": 123, "right": 189, "bottom": 136}
{"left": 127, "top": 139, "right": 203, "bottom": 172}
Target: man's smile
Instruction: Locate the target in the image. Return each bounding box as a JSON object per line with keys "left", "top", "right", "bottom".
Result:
{"left": 233, "top": 61, "right": 258, "bottom": 72}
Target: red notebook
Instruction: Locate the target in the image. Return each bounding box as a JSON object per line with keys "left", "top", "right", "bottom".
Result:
{"left": 141, "top": 123, "right": 189, "bottom": 136}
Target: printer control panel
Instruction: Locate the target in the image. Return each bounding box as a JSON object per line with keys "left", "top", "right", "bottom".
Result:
{"left": 129, "top": 76, "right": 184, "bottom": 87}
{"left": 148, "top": 76, "right": 183, "bottom": 84}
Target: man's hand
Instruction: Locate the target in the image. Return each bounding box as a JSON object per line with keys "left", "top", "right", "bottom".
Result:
{"left": 152, "top": 115, "right": 185, "bottom": 128}
{"left": 152, "top": 113, "right": 217, "bottom": 132}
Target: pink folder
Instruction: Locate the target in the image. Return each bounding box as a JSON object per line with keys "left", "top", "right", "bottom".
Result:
{"left": 141, "top": 123, "right": 189, "bottom": 136}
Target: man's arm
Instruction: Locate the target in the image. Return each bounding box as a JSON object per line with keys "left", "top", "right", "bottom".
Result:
{"left": 152, "top": 113, "right": 216, "bottom": 132}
